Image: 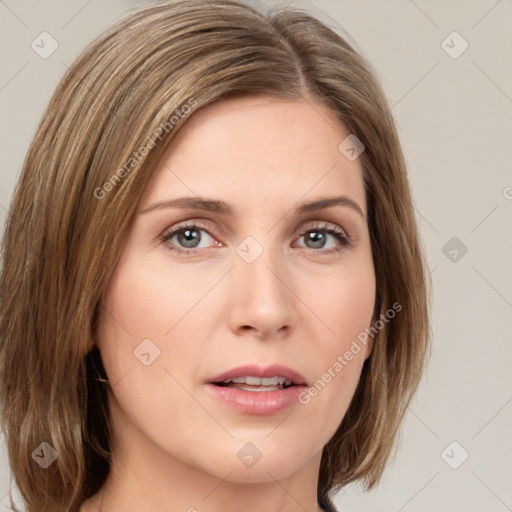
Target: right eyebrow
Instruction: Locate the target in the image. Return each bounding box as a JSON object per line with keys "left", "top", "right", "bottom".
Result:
{"left": 140, "top": 196, "right": 234, "bottom": 215}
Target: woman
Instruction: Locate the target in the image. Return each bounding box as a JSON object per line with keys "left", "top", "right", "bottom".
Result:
{"left": 0, "top": 1, "right": 431, "bottom": 511}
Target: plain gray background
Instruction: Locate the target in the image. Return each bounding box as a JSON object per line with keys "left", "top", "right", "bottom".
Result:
{"left": 0, "top": 0, "right": 511, "bottom": 511}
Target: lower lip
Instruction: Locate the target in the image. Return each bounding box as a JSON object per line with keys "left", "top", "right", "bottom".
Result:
{"left": 204, "top": 383, "right": 307, "bottom": 415}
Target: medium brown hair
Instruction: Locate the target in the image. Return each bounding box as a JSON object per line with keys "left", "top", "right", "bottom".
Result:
{"left": 0, "top": 1, "right": 431, "bottom": 510}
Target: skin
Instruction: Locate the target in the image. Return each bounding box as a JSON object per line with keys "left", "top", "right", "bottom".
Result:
{"left": 80, "top": 95, "right": 376, "bottom": 512}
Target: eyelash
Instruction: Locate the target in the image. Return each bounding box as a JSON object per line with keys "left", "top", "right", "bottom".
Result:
{"left": 159, "top": 221, "right": 353, "bottom": 257}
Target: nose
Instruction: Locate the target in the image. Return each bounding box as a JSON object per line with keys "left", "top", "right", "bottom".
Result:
{"left": 226, "top": 241, "right": 297, "bottom": 340}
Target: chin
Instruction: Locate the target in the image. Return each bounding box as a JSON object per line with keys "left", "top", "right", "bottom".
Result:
{"left": 194, "top": 441, "right": 315, "bottom": 483}
{"left": 217, "top": 462, "right": 300, "bottom": 484}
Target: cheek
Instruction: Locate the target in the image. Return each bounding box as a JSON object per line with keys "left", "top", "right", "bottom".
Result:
{"left": 335, "top": 267, "right": 376, "bottom": 347}
{"left": 95, "top": 259, "right": 170, "bottom": 387}
{"left": 96, "top": 254, "right": 219, "bottom": 406}
{"left": 304, "top": 258, "right": 376, "bottom": 354}
{"left": 296, "top": 260, "right": 375, "bottom": 421}
{"left": 97, "top": 255, "right": 214, "bottom": 351}
{"left": 95, "top": 260, "right": 203, "bottom": 440}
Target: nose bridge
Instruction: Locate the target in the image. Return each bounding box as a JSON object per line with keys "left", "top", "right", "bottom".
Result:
{"left": 237, "top": 233, "right": 288, "bottom": 300}
{"left": 228, "top": 232, "right": 295, "bottom": 336}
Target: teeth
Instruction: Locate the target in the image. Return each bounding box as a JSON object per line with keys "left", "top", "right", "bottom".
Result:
{"left": 231, "top": 377, "right": 247, "bottom": 384}
{"left": 246, "top": 376, "right": 263, "bottom": 385}
{"left": 222, "top": 375, "right": 292, "bottom": 385}
{"left": 234, "top": 385, "right": 280, "bottom": 392}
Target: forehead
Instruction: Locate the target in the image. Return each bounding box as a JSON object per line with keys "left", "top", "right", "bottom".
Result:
{"left": 140, "top": 95, "right": 366, "bottom": 216}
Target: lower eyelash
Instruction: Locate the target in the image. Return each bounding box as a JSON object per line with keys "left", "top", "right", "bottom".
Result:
{"left": 160, "top": 222, "right": 352, "bottom": 255}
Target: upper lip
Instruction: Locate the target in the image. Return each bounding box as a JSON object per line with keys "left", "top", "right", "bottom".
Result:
{"left": 208, "top": 364, "right": 308, "bottom": 386}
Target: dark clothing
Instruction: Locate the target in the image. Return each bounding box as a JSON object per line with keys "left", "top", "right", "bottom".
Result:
{"left": 318, "top": 493, "right": 338, "bottom": 512}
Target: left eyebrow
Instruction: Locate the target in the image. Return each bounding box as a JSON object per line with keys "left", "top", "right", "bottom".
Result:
{"left": 140, "top": 195, "right": 365, "bottom": 219}
{"left": 295, "top": 195, "right": 365, "bottom": 219}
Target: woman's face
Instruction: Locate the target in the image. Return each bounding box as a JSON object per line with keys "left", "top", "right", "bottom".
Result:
{"left": 97, "top": 95, "right": 376, "bottom": 484}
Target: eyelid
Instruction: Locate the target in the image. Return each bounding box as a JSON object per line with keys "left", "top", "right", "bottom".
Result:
{"left": 299, "top": 219, "right": 349, "bottom": 236}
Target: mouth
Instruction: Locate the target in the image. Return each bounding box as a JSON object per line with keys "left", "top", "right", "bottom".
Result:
{"left": 207, "top": 363, "right": 307, "bottom": 390}
{"left": 205, "top": 364, "right": 308, "bottom": 415}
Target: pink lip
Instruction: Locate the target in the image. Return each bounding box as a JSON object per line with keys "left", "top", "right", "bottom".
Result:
{"left": 204, "top": 383, "right": 306, "bottom": 415}
{"left": 205, "top": 363, "right": 308, "bottom": 416}
{"left": 207, "top": 364, "right": 308, "bottom": 386}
